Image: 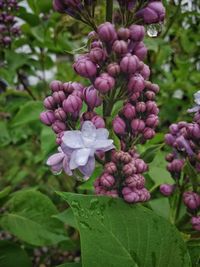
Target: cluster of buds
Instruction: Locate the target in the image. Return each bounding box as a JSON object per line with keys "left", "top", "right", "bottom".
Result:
{"left": 94, "top": 150, "right": 150, "bottom": 203}
{"left": 160, "top": 92, "right": 200, "bottom": 231}
{"left": 40, "top": 80, "right": 105, "bottom": 144}
{"left": 117, "top": 1, "right": 165, "bottom": 25}
{"left": 0, "top": 0, "right": 20, "bottom": 47}
{"left": 73, "top": 22, "right": 159, "bottom": 147}
{"left": 53, "top": 0, "right": 96, "bottom": 28}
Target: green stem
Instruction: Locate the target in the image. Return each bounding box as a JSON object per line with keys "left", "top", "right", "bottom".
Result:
{"left": 106, "top": 0, "right": 113, "bottom": 22}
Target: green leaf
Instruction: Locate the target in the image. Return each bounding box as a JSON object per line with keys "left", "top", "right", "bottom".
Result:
{"left": 0, "top": 186, "right": 11, "bottom": 199}
{"left": 141, "top": 144, "right": 163, "bottom": 164}
{"left": 183, "top": 160, "right": 199, "bottom": 192}
{"left": 0, "top": 121, "right": 11, "bottom": 147}
{"left": 11, "top": 101, "right": 43, "bottom": 127}
{"left": 53, "top": 208, "right": 78, "bottom": 229}
{"left": 78, "top": 166, "right": 103, "bottom": 191}
{"left": 0, "top": 240, "right": 31, "bottom": 267}
{"left": 40, "top": 126, "right": 56, "bottom": 157}
{"left": 58, "top": 193, "right": 192, "bottom": 267}
{"left": 0, "top": 190, "right": 68, "bottom": 246}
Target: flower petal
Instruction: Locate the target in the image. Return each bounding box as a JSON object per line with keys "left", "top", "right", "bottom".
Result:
{"left": 46, "top": 152, "right": 64, "bottom": 166}
{"left": 62, "top": 130, "right": 84, "bottom": 149}
{"left": 81, "top": 121, "right": 96, "bottom": 147}
{"left": 194, "top": 91, "right": 200, "bottom": 105}
{"left": 69, "top": 150, "right": 79, "bottom": 170}
{"left": 60, "top": 143, "right": 74, "bottom": 155}
{"left": 63, "top": 156, "right": 72, "bottom": 176}
{"left": 78, "top": 156, "right": 95, "bottom": 180}
{"left": 75, "top": 148, "right": 91, "bottom": 166}
{"left": 99, "top": 144, "right": 115, "bottom": 152}
{"left": 187, "top": 105, "right": 200, "bottom": 113}
{"left": 96, "top": 128, "right": 109, "bottom": 140}
{"left": 51, "top": 162, "right": 63, "bottom": 174}
{"left": 93, "top": 139, "right": 113, "bottom": 150}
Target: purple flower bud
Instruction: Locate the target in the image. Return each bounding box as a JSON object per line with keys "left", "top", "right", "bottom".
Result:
{"left": 132, "top": 42, "right": 147, "bottom": 61}
{"left": 136, "top": 102, "right": 146, "bottom": 113}
{"left": 128, "top": 74, "right": 145, "bottom": 93}
{"left": 165, "top": 153, "right": 175, "bottom": 162}
{"left": 107, "top": 63, "right": 120, "bottom": 77}
{"left": 63, "top": 95, "right": 82, "bottom": 113}
{"left": 143, "top": 127, "right": 155, "bottom": 140}
{"left": 89, "top": 47, "right": 106, "bottom": 63}
{"left": 88, "top": 31, "right": 98, "bottom": 40}
{"left": 40, "top": 111, "right": 56, "bottom": 126}
{"left": 135, "top": 158, "right": 148, "bottom": 173}
{"left": 122, "top": 103, "right": 136, "bottom": 119}
{"left": 83, "top": 86, "right": 102, "bottom": 110}
{"left": 145, "top": 82, "right": 160, "bottom": 93}
{"left": 146, "top": 114, "right": 159, "bottom": 128}
{"left": 112, "top": 40, "right": 128, "bottom": 54}
{"left": 104, "top": 162, "right": 117, "bottom": 174}
{"left": 100, "top": 173, "right": 115, "bottom": 187}
{"left": 136, "top": 1, "right": 166, "bottom": 24}
{"left": 50, "top": 80, "right": 63, "bottom": 92}
{"left": 165, "top": 133, "right": 175, "bottom": 146}
{"left": 120, "top": 54, "right": 139, "bottom": 74}
{"left": 97, "top": 22, "right": 117, "bottom": 43}
{"left": 137, "top": 188, "right": 151, "bottom": 202}
{"left": 52, "top": 120, "right": 66, "bottom": 134}
{"left": 160, "top": 184, "right": 175, "bottom": 196}
{"left": 74, "top": 58, "right": 97, "bottom": 78}
{"left": 122, "top": 187, "right": 140, "bottom": 203}
{"left": 71, "top": 89, "right": 83, "bottom": 99}
{"left": 55, "top": 108, "right": 67, "bottom": 121}
{"left": 90, "top": 40, "right": 103, "bottom": 49}
{"left": 183, "top": 192, "right": 200, "bottom": 210}
{"left": 167, "top": 159, "right": 184, "bottom": 173}
{"left": 131, "top": 119, "right": 145, "bottom": 132}
{"left": 145, "top": 91, "right": 155, "bottom": 100}
{"left": 56, "top": 132, "right": 64, "bottom": 145}
{"left": 125, "top": 174, "right": 145, "bottom": 189}
{"left": 43, "top": 96, "right": 56, "bottom": 110}
{"left": 91, "top": 115, "right": 105, "bottom": 128}
{"left": 191, "top": 216, "right": 200, "bottom": 231}
{"left": 94, "top": 73, "right": 115, "bottom": 93}
{"left": 140, "top": 64, "right": 151, "bottom": 80}
{"left": 130, "top": 92, "right": 140, "bottom": 101}
{"left": 52, "top": 91, "right": 66, "bottom": 105}
{"left": 106, "top": 190, "right": 118, "bottom": 198}
{"left": 117, "top": 27, "right": 130, "bottom": 40}
{"left": 129, "top": 25, "right": 145, "bottom": 41}
{"left": 123, "top": 163, "right": 137, "bottom": 176}
{"left": 63, "top": 82, "right": 83, "bottom": 94}
{"left": 187, "top": 123, "right": 200, "bottom": 138}
{"left": 113, "top": 116, "right": 126, "bottom": 135}
{"left": 3, "top": 36, "right": 11, "bottom": 45}
{"left": 146, "top": 101, "right": 159, "bottom": 114}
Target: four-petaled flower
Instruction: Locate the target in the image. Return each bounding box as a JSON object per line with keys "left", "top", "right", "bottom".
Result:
{"left": 47, "top": 121, "right": 114, "bottom": 179}
{"left": 188, "top": 91, "right": 200, "bottom": 113}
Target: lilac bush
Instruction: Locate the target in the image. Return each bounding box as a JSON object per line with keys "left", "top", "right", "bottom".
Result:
{"left": 0, "top": 0, "right": 20, "bottom": 47}
{"left": 40, "top": 0, "right": 166, "bottom": 204}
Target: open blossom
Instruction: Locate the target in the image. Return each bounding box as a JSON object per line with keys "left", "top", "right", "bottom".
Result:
{"left": 47, "top": 121, "right": 114, "bottom": 179}
{"left": 188, "top": 91, "right": 200, "bottom": 113}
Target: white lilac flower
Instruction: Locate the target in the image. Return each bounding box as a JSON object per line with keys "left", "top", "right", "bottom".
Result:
{"left": 188, "top": 91, "right": 200, "bottom": 113}
{"left": 47, "top": 121, "right": 114, "bottom": 179}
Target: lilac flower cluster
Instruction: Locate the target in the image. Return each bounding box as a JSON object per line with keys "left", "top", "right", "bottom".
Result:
{"left": 161, "top": 92, "right": 200, "bottom": 231}
{"left": 0, "top": 0, "right": 20, "bottom": 47}
{"left": 94, "top": 150, "right": 150, "bottom": 203}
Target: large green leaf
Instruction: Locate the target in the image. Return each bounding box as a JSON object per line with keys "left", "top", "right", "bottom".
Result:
{"left": 59, "top": 193, "right": 191, "bottom": 267}
{"left": 0, "top": 240, "right": 31, "bottom": 267}
{"left": 0, "top": 190, "right": 68, "bottom": 246}
{"left": 57, "top": 263, "right": 82, "bottom": 267}
{"left": 11, "top": 101, "right": 43, "bottom": 127}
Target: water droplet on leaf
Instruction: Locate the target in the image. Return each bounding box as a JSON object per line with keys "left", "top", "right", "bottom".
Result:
{"left": 147, "top": 23, "right": 163, "bottom": 37}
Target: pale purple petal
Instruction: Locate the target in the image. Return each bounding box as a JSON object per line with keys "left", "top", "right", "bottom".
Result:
{"left": 63, "top": 156, "right": 72, "bottom": 176}
{"left": 51, "top": 162, "right": 63, "bottom": 174}
{"left": 69, "top": 150, "right": 79, "bottom": 170}
{"left": 78, "top": 156, "right": 95, "bottom": 179}
{"left": 75, "top": 148, "right": 91, "bottom": 166}
{"left": 176, "top": 136, "right": 194, "bottom": 156}
{"left": 93, "top": 139, "right": 113, "bottom": 150}
{"left": 62, "top": 131, "right": 84, "bottom": 148}
{"left": 81, "top": 121, "right": 96, "bottom": 147}
{"left": 46, "top": 152, "right": 64, "bottom": 166}
{"left": 60, "top": 143, "right": 74, "bottom": 156}
{"left": 96, "top": 128, "right": 109, "bottom": 140}
{"left": 98, "top": 143, "right": 115, "bottom": 152}
{"left": 187, "top": 105, "right": 200, "bottom": 113}
{"left": 194, "top": 91, "right": 200, "bottom": 105}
